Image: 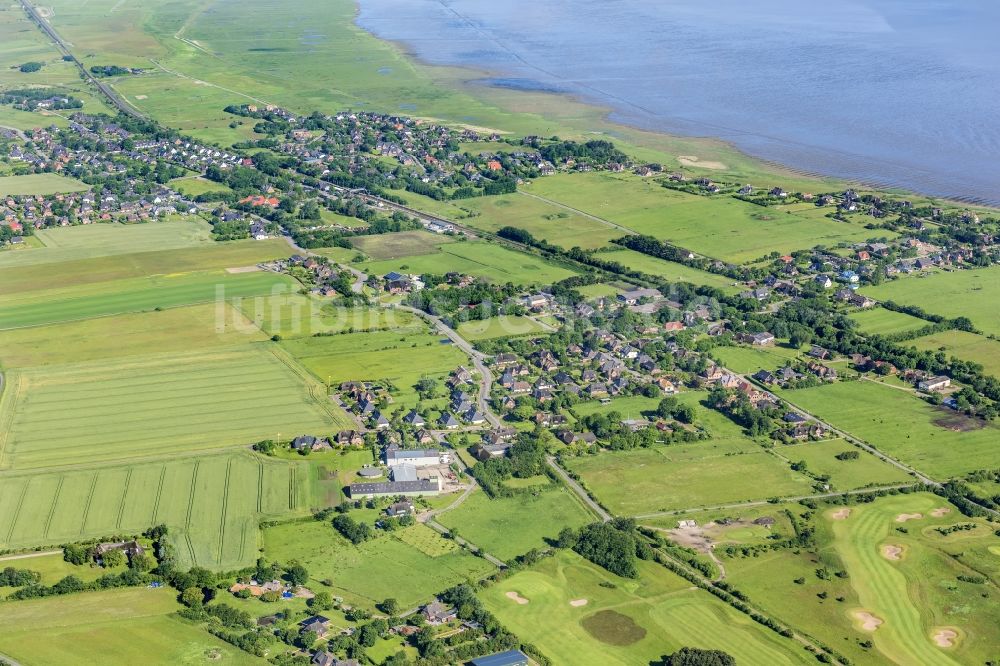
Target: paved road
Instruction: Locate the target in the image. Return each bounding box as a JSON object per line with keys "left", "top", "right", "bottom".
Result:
{"left": 546, "top": 456, "right": 611, "bottom": 523}
{"left": 396, "top": 305, "right": 502, "bottom": 429}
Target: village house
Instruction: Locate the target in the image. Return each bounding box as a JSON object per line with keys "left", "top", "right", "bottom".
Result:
{"left": 918, "top": 376, "right": 951, "bottom": 392}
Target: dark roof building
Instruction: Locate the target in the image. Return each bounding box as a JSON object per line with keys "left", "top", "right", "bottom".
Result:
{"left": 470, "top": 650, "right": 530, "bottom": 666}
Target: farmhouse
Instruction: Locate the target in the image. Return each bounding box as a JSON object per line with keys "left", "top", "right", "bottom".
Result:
{"left": 292, "top": 435, "right": 332, "bottom": 452}
{"left": 312, "top": 652, "right": 358, "bottom": 666}
{"left": 299, "top": 615, "right": 332, "bottom": 638}
{"left": 618, "top": 287, "right": 661, "bottom": 305}
{"left": 386, "top": 500, "right": 415, "bottom": 517}
{"left": 384, "top": 447, "right": 448, "bottom": 466}
{"left": 348, "top": 478, "right": 442, "bottom": 499}
{"left": 94, "top": 540, "right": 144, "bottom": 564}
{"left": 918, "top": 376, "right": 951, "bottom": 392}
{"left": 422, "top": 600, "right": 457, "bottom": 625}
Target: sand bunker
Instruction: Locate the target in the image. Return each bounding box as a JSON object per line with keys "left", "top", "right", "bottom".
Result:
{"left": 678, "top": 155, "right": 727, "bottom": 170}
{"left": 569, "top": 598, "right": 589, "bottom": 607}
{"left": 505, "top": 591, "right": 529, "bottom": 605}
{"left": 830, "top": 508, "right": 851, "bottom": 520}
{"left": 930, "top": 508, "right": 951, "bottom": 517}
{"left": 881, "top": 544, "right": 903, "bottom": 561}
{"left": 853, "top": 611, "right": 883, "bottom": 632}
{"left": 932, "top": 628, "right": 958, "bottom": 648}
{"left": 896, "top": 513, "right": 923, "bottom": 523}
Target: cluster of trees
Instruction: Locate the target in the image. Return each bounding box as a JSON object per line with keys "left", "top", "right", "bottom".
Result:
{"left": 405, "top": 278, "right": 523, "bottom": 323}
{"left": 614, "top": 234, "right": 754, "bottom": 281}
{"left": 331, "top": 513, "right": 375, "bottom": 544}
{"left": 0, "top": 567, "right": 41, "bottom": 587}
{"left": 656, "top": 648, "right": 736, "bottom": 666}
{"left": 0, "top": 88, "right": 82, "bottom": 110}
{"left": 18, "top": 62, "right": 42, "bottom": 73}
{"left": 559, "top": 518, "right": 653, "bottom": 578}
{"left": 539, "top": 139, "right": 626, "bottom": 166}
{"left": 471, "top": 435, "right": 549, "bottom": 497}
{"left": 89, "top": 65, "right": 136, "bottom": 77}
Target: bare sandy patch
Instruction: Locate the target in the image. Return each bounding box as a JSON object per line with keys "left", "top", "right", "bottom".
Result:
{"left": 505, "top": 590, "right": 529, "bottom": 605}
{"left": 853, "top": 610, "right": 883, "bottom": 632}
{"left": 881, "top": 544, "right": 903, "bottom": 561}
{"left": 569, "top": 598, "right": 589, "bottom": 607}
{"left": 678, "top": 155, "right": 727, "bottom": 170}
{"left": 225, "top": 265, "right": 262, "bottom": 274}
{"left": 932, "top": 628, "right": 959, "bottom": 648}
{"left": 830, "top": 508, "right": 851, "bottom": 520}
{"left": 895, "top": 513, "right": 923, "bottom": 523}
{"left": 135, "top": 95, "right": 148, "bottom": 100}
{"left": 930, "top": 507, "right": 951, "bottom": 517}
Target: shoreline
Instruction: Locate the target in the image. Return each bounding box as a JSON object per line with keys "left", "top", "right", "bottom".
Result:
{"left": 351, "top": 2, "right": 996, "bottom": 209}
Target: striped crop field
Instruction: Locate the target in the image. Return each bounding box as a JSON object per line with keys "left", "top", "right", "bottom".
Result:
{"left": 0, "top": 453, "right": 310, "bottom": 570}
{"left": 0, "top": 346, "right": 353, "bottom": 470}
{"left": 0, "top": 270, "right": 296, "bottom": 330}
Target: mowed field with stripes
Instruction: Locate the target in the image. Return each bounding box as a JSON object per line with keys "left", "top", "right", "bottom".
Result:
{"left": 0, "top": 221, "right": 352, "bottom": 568}
{"left": 0, "top": 453, "right": 311, "bottom": 570}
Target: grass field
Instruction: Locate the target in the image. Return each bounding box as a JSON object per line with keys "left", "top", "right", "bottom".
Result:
{"left": 168, "top": 176, "right": 234, "bottom": 199}
{"left": 849, "top": 308, "right": 930, "bottom": 336}
{"left": 0, "top": 346, "right": 350, "bottom": 470}
{"left": 778, "top": 439, "right": 912, "bottom": 490}
{"left": 239, "top": 294, "right": 423, "bottom": 339}
{"left": 263, "top": 520, "right": 494, "bottom": 609}
{"left": 456, "top": 315, "right": 550, "bottom": 340}
{"left": 0, "top": 270, "right": 294, "bottom": 330}
{"left": 0, "top": 240, "right": 289, "bottom": 295}
{"left": 0, "top": 452, "right": 311, "bottom": 569}
{"left": 0, "top": 550, "right": 116, "bottom": 586}
{"left": 435, "top": 487, "right": 593, "bottom": 560}
{"left": 906, "top": 329, "right": 1000, "bottom": 378}
{"left": 401, "top": 192, "right": 622, "bottom": 250}
{"left": 862, "top": 267, "right": 1000, "bottom": 337}
{"left": 0, "top": 173, "right": 89, "bottom": 196}
{"left": 524, "top": 172, "right": 884, "bottom": 263}
{"left": 566, "top": 444, "right": 813, "bottom": 516}
{"left": 351, "top": 230, "right": 456, "bottom": 260}
{"left": 0, "top": 303, "right": 265, "bottom": 368}
{"left": 481, "top": 550, "right": 807, "bottom": 665}
{"left": 279, "top": 327, "right": 469, "bottom": 409}
{"left": 778, "top": 380, "right": 1000, "bottom": 479}
{"left": 712, "top": 344, "right": 803, "bottom": 374}
{"left": 599, "top": 248, "right": 741, "bottom": 293}
{"left": 0, "top": 587, "right": 265, "bottom": 665}
{"left": 0, "top": 218, "right": 216, "bottom": 269}
{"left": 364, "top": 240, "right": 578, "bottom": 285}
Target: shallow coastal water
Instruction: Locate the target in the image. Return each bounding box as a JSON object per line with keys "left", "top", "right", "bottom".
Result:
{"left": 357, "top": 0, "right": 1000, "bottom": 204}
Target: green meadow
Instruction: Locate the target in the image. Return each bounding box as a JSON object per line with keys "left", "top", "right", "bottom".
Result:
{"left": 599, "top": 248, "right": 741, "bottom": 293}
{"left": 906, "top": 329, "right": 1000, "bottom": 378}
{"left": 524, "top": 172, "right": 882, "bottom": 263}
{"left": 0, "top": 346, "right": 350, "bottom": 470}
{"left": 0, "top": 218, "right": 218, "bottom": 269}
{"left": 363, "top": 240, "right": 578, "bottom": 285}
{"left": 849, "top": 307, "right": 930, "bottom": 336}
{"left": 278, "top": 328, "right": 467, "bottom": 409}
{"left": 168, "top": 176, "right": 234, "bottom": 199}
{"left": 778, "top": 380, "right": 1000, "bottom": 479}
{"left": 238, "top": 293, "right": 423, "bottom": 339}
{"left": 435, "top": 487, "right": 593, "bottom": 560}
{"left": 351, "top": 230, "right": 456, "bottom": 260}
{"left": 456, "top": 315, "right": 550, "bottom": 340}
{"left": 0, "top": 270, "right": 294, "bottom": 330}
{"left": 481, "top": 550, "right": 808, "bottom": 665}
{"left": 0, "top": 303, "right": 265, "bottom": 368}
{"left": 0, "top": 173, "right": 89, "bottom": 196}
{"left": 778, "top": 439, "right": 912, "bottom": 490}
{"left": 863, "top": 266, "right": 1000, "bottom": 336}
{"left": 0, "top": 588, "right": 265, "bottom": 665}
{"left": 712, "top": 344, "right": 804, "bottom": 374}
{"left": 263, "top": 520, "right": 494, "bottom": 609}
{"left": 0, "top": 452, "right": 310, "bottom": 570}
